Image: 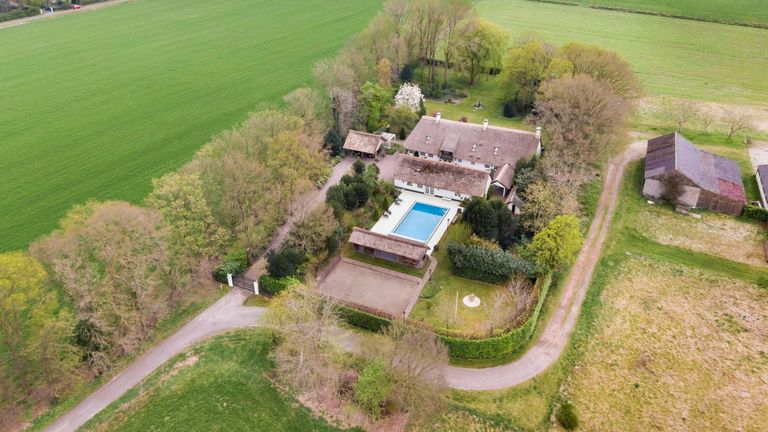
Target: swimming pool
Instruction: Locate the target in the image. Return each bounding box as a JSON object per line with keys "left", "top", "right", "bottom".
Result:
{"left": 392, "top": 202, "right": 448, "bottom": 243}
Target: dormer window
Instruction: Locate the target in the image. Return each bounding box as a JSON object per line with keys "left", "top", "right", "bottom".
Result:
{"left": 471, "top": 143, "right": 477, "bottom": 152}
{"left": 426, "top": 136, "right": 431, "bottom": 142}
{"left": 493, "top": 147, "right": 499, "bottom": 155}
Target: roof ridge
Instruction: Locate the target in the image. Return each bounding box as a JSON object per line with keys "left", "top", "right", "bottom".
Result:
{"left": 420, "top": 115, "right": 535, "bottom": 136}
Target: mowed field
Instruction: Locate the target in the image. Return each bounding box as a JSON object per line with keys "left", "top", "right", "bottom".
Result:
{"left": 477, "top": 0, "right": 768, "bottom": 104}
{"left": 575, "top": 0, "right": 768, "bottom": 26}
{"left": 0, "top": 0, "right": 381, "bottom": 251}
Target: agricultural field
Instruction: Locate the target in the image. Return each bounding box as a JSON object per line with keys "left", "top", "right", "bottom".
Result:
{"left": 559, "top": 256, "right": 768, "bottom": 432}
{"left": 477, "top": 0, "right": 768, "bottom": 104}
{"left": 0, "top": 0, "right": 381, "bottom": 252}
{"left": 574, "top": 0, "right": 768, "bottom": 26}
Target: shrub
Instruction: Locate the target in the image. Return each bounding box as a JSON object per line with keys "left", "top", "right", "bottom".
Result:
{"left": 212, "top": 248, "right": 249, "bottom": 283}
{"left": 353, "top": 159, "right": 366, "bottom": 175}
{"left": 742, "top": 204, "right": 768, "bottom": 222}
{"left": 503, "top": 101, "right": 516, "bottom": 118}
{"left": 266, "top": 247, "right": 306, "bottom": 278}
{"left": 259, "top": 274, "right": 300, "bottom": 295}
{"left": 399, "top": 63, "right": 414, "bottom": 82}
{"left": 354, "top": 357, "right": 393, "bottom": 418}
{"left": 556, "top": 402, "right": 579, "bottom": 430}
{"left": 447, "top": 242, "right": 536, "bottom": 283}
{"left": 336, "top": 305, "right": 391, "bottom": 332}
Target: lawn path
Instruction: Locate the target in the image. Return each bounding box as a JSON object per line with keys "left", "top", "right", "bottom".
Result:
{"left": 443, "top": 141, "right": 648, "bottom": 390}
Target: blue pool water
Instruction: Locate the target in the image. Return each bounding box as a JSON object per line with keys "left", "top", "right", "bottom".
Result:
{"left": 392, "top": 202, "right": 448, "bottom": 243}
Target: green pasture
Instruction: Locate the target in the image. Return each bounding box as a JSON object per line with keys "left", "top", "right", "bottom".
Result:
{"left": 477, "top": 0, "right": 768, "bottom": 104}
{"left": 0, "top": 0, "right": 381, "bottom": 251}
{"left": 574, "top": 0, "right": 768, "bottom": 26}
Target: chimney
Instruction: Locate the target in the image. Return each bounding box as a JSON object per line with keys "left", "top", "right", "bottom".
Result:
{"left": 535, "top": 126, "right": 542, "bottom": 139}
{"left": 435, "top": 112, "right": 441, "bottom": 124}
{"left": 482, "top": 119, "right": 489, "bottom": 131}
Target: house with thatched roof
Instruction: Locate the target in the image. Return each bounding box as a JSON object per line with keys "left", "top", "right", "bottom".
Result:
{"left": 402, "top": 114, "right": 540, "bottom": 206}
{"left": 642, "top": 132, "right": 746, "bottom": 215}
{"left": 393, "top": 155, "right": 491, "bottom": 201}
{"left": 348, "top": 227, "right": 429, "bottom": 267}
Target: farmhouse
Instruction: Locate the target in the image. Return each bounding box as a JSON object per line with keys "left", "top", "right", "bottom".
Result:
{"left": 756, "top": 165, "right": 768, "bottom": 208}
{"left": 394, "top": 155, "right": 491, "bottom": 201}
{"left": 343, "top": 130, "right": 392, "bottom": 157}
{"left": 642, "top": 132, "right": 746, "bottom": 215}
{"left": 348, "top": 227, "right": 429, "bottom": 267}
{"left": 402, "top": 114, "right": 540, "bottom": 203}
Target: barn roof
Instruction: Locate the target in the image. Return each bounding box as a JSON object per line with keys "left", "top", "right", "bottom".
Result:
{"left": 394, "top": 156, "right": 489, "bottom": 197}
{"left": 404, "top": 116, "right": 539, "bottom": 167}
{"left": 343, "top": 130, "right": 382, "bottom": 154}
{"left": 349, "top": 228, "right": 428, "bottom": 260}
{"left": 644, "top": 132, "right": 746, "bottom": 203}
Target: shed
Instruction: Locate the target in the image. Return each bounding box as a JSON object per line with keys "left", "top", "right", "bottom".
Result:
{"left": 343, "top": 130, "right": 383, "bottom": 157}
{"left": 348, "top": 227, "right": 429, "bottom": 267}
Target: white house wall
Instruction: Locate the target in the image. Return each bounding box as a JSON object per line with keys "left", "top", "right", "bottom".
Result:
{"left": 393, "top": 178, "right": 484, "bottom": 201}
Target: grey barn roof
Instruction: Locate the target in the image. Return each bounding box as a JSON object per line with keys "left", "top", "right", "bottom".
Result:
{"left": 404, "top": 116, "right": 539, "bottom": 167}
{"left": 644, "top": 132, "right": 746, "bottom": 203}
{"left": 757, "top": 165, "right": 768, "bottom": 204}
{"left": 394, "top": 156, "right": 489, "bottom": 197}
{"left": 349, "top": 227, "right": 428, "bottom": 260}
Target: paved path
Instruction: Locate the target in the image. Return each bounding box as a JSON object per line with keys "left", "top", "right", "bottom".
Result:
{"left": 443, "top": 141, "right": 647, "bottom": 390}
{"left": 44, "top": 288, "right": 265, "bottom": 432}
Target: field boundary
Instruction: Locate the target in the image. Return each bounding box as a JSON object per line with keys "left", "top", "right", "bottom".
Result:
{"left": 0, "top": 0, "right": 132, "bottom": 31}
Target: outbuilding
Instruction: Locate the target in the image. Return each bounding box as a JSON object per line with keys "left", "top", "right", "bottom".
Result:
{"left": 343, "top": 130, "right": 384, "bottom": 158}
{"left": 348, "top": 227, "right": 429, "bottom": 267}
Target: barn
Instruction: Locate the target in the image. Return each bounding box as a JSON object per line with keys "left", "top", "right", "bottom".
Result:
{"left": 642, "top": 132, "right": 746, "bottom": 215}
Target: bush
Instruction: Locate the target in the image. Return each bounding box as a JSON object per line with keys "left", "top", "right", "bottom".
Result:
{"left": 336, "top": 305, "right": 391, "bottom": 332}
{"left": 354, "top": 358, "right": 393, "bottom": 418}
{"left": 446, "top": 242, "right": 536, "bottom": 283}
{"left": 0, "top": 8, "right": 39, "bottom": 23}
{"left": 502, "top": 101, "right": 516, "bottom": 118}
{"left": 741, "top": 204, "right": 768, "bottom": 222}
{"left": 266, "top": 247, "right": 306, "bottom": 278}
{"left": 556, "top": 402, "right": 579, "bottom": 430}
{"left": 259, "top": 274, "right": 300, "bottom": 295}
{"left": 399, "top": 63, "right": 414, "bottom": 82}
{"left": 212, "top": 248, "right": 249, "bottom": 283}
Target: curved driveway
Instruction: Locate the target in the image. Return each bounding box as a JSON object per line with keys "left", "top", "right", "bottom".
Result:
{"left": 444, "top": 142, "right": 646, "bottom": 390}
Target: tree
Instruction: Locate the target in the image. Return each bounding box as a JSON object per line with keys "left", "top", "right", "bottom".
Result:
{"left": 266, "top": 247, "right": 306, "bottom": 278}
{"left": 528, "top": 215, "right": 583, "bottom": 271}
{"left": 440, "top": 0, "right": 473, "bottom": 86}
{"left": 462, "top": 197, "right": 498, "bottom": 240}
{"left": 31, "top": 201, "right": 171, "bottom": 368}
{"left": 501, "top": 39, "right": 552, "bottom": 112}
{"left": 377, "top": 321, "right": 449, "bottom": 426}
{"left": 486, "top": 289, "right": 513, "bottom": 336}
{"left": 534, "top": 74, "right": 629, "bottom": 168}
{"left": 520, "top": 179, "right": 561, "bottom": 234}
{"left": 394, "top": 82, "right": 424, "bottom": 112}
{"left": 384, "top": 0, "right": 411, "bottom": 71}
{"left": 146, "top": 172, "right": 229, "bottom": 259}
{"left": 723, "top": 108, "right": 753, "bottom": 140}
{"left": 661, "top": 98, "right": 699, "bottom": 132}
{"left": 559, "top": 42, "right": 642, "bottom": 98}
{"left": 454, "top": 18, "right": 509, "bottom": 85}
{"left": 410, "top": 0, "right": 447, "bottom": 86}
{"left": 376, "top": 58, "right": 393, "bottom": 88}
{"left": 285, "top": 204, "right": 338, "bottom": 256}
{"left": 283, "top": 87, "right": 329, "bottom": 133}
{"left": 266, "top": 287, "right": 343, "bottom": 399}
{"left": 314, "top": 57, "right": 359, "bottom": 134}
{"left": 357, "top": 81, "right": 392, "bottom": 132}
{"left": 0, "top": 252, "right": 79, "bottom": 404}
{"left": 354, "top": 357, "right": 393, "bottom": 418}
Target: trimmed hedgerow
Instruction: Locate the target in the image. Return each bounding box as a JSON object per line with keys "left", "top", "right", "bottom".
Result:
{"left": 446, "top": 241, "right": 536, "bottom": 283}
{"left": 212, "top": 248, "right": 249, "bottom": 283}
{"left": 741, "top": 204, "right": 768, "bottom": 222}
{"left": 336, "top": 304, "right": 392, "bottom": 333}
{"left": 259, "top": 274, "right": 300, "bottom": 296}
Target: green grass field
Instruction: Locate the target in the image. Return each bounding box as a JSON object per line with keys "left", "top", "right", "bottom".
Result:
{"left": 477, "top": 0, "right": 768, "bottom": 104}
{"left": 0, "top": 0, "right": 381, "bottom": 252}
{"left": 574, "top": 0, "right": 768, "bottom": 26}
{"left": 82, "top": 330, "right": 353, "bottom": 432}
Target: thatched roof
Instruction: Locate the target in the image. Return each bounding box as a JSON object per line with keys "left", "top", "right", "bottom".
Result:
{"left": 343, "top": 130, "right": 382, "bottom": 154}
{"left": 492, "top": 163, "right": 515, "bottom": 189}
{"left": 349, "top": 228, "right": 428, "bottom": 260}
{"left": 645, "top": 132, "right": 746, "bottom": 203}
{"left": 404, "top": 116, "right": 539, "bottom": 167}
{"left": 394, "top": 156, "right": 489, "bottom": 197}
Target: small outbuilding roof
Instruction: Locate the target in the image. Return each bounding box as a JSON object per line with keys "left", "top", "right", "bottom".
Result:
{"left": 349, "top": 227, "right": 429, "bottom": 260}
{"left": 492, "top": 163, "right": 515, "bottom": 190}
{"left": 394, "top": 156, "right": 489, "bottom": 197}
{"left": 644, "top": 132, "right": 746, "bottom": 203}
{"left": 343, "top": 130, "right": 383, "bottom": 155}
{"left": 404, "top": 116, "right": 539, "bottom": 167}
{"left": 757, "top": 165, "right": 768, "bottom": 206}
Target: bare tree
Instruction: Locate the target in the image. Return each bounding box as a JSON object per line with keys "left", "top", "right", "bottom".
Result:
{"left": 505, "top": 275, "right": 534, "bottom": 318}
{"left": 724, "top": 109, "right": 753, "bottom": 140}
{"left": 440, "top": 0, "right": 473, "bottom": 86}
{"left": 663, "top": 98, "right": 699, "bottom": 132}
{"left": 486, "top": 289, "right": 513, "bottom": 336}
{"left": 410, "top": 0, "right": 447, "bottom": 86}
{"left": 384, "top": 0, "right": 411, "bottom": 71}
{"left": 699, "top": 106, "right": 716, "bottom": 132}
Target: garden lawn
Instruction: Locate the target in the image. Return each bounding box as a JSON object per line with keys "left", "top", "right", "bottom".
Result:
{"left": 409, "top": 223, "right": 508, "bottom": 334}
{"left": 0, "top": 0, "right": 381, "bottom": 252}
{"left": 476, "top": 0, "right": 768, "bottom": 104}
{"left": 573, "top": 0, "right": 768, "bottom": 27}
{"left": 81, "top": 330, "right": 353, "bottom": 432}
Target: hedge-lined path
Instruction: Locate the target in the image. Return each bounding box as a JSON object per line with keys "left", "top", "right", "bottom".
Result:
{"left": 443, "top": 141, "right": 647, "bottom": 390}
{"left": 44, "top": 288, "right": 265, "bottom": 432}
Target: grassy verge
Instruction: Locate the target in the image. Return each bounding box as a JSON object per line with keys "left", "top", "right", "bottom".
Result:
{"left": 27, "top": 287, "right": 226, "bottom": 431}
{"left": 81, "top": 330, "right": 354, "bottom": 431}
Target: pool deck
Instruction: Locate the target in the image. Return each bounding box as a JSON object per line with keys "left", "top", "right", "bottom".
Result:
{"left": 370, "top": 190, "right": 461, "bottom": 254}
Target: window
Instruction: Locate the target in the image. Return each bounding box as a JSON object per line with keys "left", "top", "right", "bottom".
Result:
{"left": 428, "top": 153, "right": 434, "bottom": 157}
{"left": 471, "top": 161, "right": 475, "bottom": 165}
{"left": 471, "top": 143, "right": 477, "bottom": 152}
{"left": 406, "top": 182, "right": 412, "bottom": 186}
{"left": 455, "top": 191, "right": 461, "bottom": 197}
{"left": 484, "top": 164, "right": 491, "bottom": 168}
{"left": 457, "top": 159, "right": 462, "bottom": 162}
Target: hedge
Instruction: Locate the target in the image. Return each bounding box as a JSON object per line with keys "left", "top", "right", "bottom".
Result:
{"left": 446, "top": 241, "right": 536, "bottom": 283}
{"left": 211, "top": 248, "right": 249, "bottom": 283}
{"left": 336, "top": 274, "right": 553, "bottom": 359}
{"left": 259, "top": 274, "right": 300, "bottom": 296}
{"left": 741, "top": 204, "right": 768, "bottom": 222}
